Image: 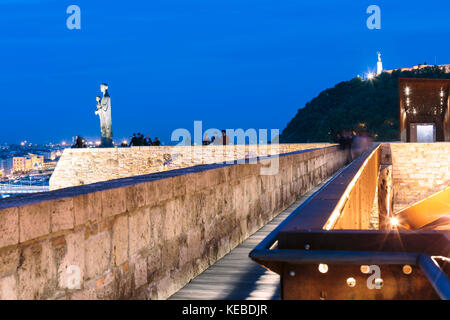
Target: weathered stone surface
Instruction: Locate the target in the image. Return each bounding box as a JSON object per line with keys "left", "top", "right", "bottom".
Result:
{"left": 112, "top": 215, "right": 128, "bottom": 266}
{"left": 49, "top": 144, "right": 334, "bottom": 190}
{"left": 126, "top": 183, "right": 148, "bottom": 211}
{"left": 381, "top": 143, "right": 450, "bottom": 211}
{"left": 0, "top": 207, "right": 19, "bottom": 248}
{"left": 19, "top": 202, "right": 51, "bottom": 243}
{"left": 0, "top": 275, "right": 17, "bottom": 300}
{"left": 73, "top": 192, "right": 102, "bottom": 226}
{"left": 101, "top": 188, "right": 126, "bottom": 218}
{"left": 50, "top": 198, "right": 74, "bottom": 233}
{"left": 95, "top": 270, "right": 116, "bottom": 300}
{"left": 57, "top": 230, "right": 85, "bottom": 290}
{"left": 17, "top": 240, "right": 57, "bottom": 300}
{"left": 162, "top": 200, "right": 182, "bottom": 241}
{"left": 0, "top": 246, "right": 19, "bottom": 276}
{"left": 129, "top": 208, "right": 150, "bottom": 257}
{"left": 133, "top": 255, "right": 148, "bottom": 289}
{"left": 85, "top": 231, "right": 111, "bottom": 280}
{"left": 0, "top": 144, "right": 349, "bottom": 300}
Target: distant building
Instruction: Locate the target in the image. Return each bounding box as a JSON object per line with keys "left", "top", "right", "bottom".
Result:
{"left": 43, "top": 160, "right": 58, "bottom": 170}
{"left": 12, "top": 155, "right": 44, "bottom": 173}
{"left": 399, "top": 78, "right": 450, "bottom": 142}
{"left": 0, "top": 159, "right": 12, "bottom": 176}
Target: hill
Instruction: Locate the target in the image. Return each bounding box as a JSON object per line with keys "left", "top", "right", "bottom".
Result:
{"left": 280, "top": 66, "right": 450, "bottom": 143}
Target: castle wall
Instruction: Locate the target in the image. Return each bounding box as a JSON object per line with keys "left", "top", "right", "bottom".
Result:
{"left": 50, "top": 144, "right": 333, "bottom": 190}
{"left": 0, "top": 145, "right": 348, "bottom": 300}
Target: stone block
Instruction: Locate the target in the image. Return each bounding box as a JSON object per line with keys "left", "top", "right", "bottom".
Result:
{"left": 17, "top": 240, "right": 57, "bottom": 300}
{"left": 145, "top": 180, "right": 161, "bottom": 207}
{"left": 147, "top": 245, "right": 162, "bottom": 280}
{"left": 57, "top": 230, "right": 85, "bottom": 290}
{"left": 162, "top": 199, "right": 182, "bottom": 241}
{"left": 186, "top": 228, "right": 203, "bottom": 262}
{"left": 161, "top": 239, "right": 180, "bottom": 271}
{"left": 149, "top": 206, "right": 163, "bottom": 248}
{"left": 0, "top": 275, "right": 17, "bottom": 300}
{"left": 0, "top": 246, "right": 19, "bottom": 276}
{"left": 0, "top": 207, "right": 19, "bottom": 248}
{"left": 85, "top": 231, "right": 111, "bottom": 279}
{"left": 129, "top": 207, "right": 150, "bottom": 256}
{"left": 133, "top": 255, "right": 148, "bottom": 289}
{"left": 95, "top": 270, "right": 116, "bottom": 299}
{"left": 19, "top": 202, "right": 51, "bottom": 243}
{"left": 101, "top": 187, "right": 126, "bottom": 218}
{"left": 125, "top": 182, "right": 148, "bottom": 212}
{"left": 50, "top": 198, "right": 74, "bottom": 233}
{"left": 112, "top": 214, "right": 128, "bottom": 266}
{"left": 73, "top": 191, "right": 102, "bottom": 226}
{"left": 157, "top": 178, "right": 174, "bottom": 203}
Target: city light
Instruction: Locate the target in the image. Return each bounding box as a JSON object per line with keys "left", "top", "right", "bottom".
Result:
{"left": 367, "top": 73, "right": 375, "bottom": 80}
{"left": 95, "top": 141, "right": 101, "bottom": 146}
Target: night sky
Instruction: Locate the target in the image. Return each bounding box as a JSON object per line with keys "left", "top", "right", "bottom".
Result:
{"left": 1, "top": 0, "right": 449, "bottom": 144}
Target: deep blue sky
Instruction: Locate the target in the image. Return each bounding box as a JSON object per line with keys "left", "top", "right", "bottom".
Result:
{"left": 1, "top": 0, "right": 450, "bottom": 144}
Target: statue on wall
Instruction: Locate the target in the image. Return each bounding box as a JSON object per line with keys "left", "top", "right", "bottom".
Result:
{"left": 95, "top": 83, "right": 113, "bottom": 147}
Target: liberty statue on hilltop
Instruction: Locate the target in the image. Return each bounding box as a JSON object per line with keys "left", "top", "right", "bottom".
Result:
{"left": 95, "top": 83, "right": 113, "bottom": 147}
{"left": 377, "top": 51, "right": 383, "bottom": 75}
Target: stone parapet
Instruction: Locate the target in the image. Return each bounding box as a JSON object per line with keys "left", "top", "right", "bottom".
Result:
{"left": 49, "top": 144, "right": 333, "bottom": 190}
{"left": 0, "top": 145, "right": 348, "bottom": 300}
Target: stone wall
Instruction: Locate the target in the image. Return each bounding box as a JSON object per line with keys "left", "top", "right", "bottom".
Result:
{"left": 380, "top": 142, "right": 450, "bottom": 212}
{"left": 0, "top": 146, "right": 348, "bottom": 300}
{"left": 49, "top": 144, "right": 333, "bottom": 190}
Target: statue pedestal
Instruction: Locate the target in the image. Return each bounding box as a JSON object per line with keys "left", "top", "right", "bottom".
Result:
{"left": 101, "top": 137, "right": 113, "bottom": 148}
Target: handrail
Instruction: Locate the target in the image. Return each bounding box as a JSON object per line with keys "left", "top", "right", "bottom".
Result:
{"left": 418, "top": 254, "right": 450, "bottom": 300}
{"left": 251, "top": 144, "right": 377, "bottom": 253}
{"left": 251, "top": 160, "right": 353, "bottom": 252}
{"left": 250, "top": 249, "right": 419, "bottom": 265}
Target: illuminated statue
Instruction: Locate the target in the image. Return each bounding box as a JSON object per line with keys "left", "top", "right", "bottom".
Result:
{"left": 377, "top": 52, "right": 383, "bottom": 75}
{"left": 95, "top": 83, "right": 113, "bottom": 147}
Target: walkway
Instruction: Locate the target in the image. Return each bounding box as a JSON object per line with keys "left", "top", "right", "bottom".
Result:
{"left": 169, "top": 180, "right": 330, "bottom": 300}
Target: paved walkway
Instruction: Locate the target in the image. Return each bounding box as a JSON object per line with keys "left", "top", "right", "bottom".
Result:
{"left": 169, "top": 181, "right": 329, "bottom": 300}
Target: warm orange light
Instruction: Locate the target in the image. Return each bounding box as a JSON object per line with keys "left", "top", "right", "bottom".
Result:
{"left": 390, "top": 217, "right": 399, "bottom": 227}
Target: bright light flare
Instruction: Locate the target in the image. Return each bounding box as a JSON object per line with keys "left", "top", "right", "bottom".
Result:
{"left": 390, "top": 217, "right": 399, "bottom": 227}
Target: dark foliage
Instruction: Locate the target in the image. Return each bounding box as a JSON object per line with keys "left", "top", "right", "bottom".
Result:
{"left": 280, "top": 67, "right": 450, "bottom": 143}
